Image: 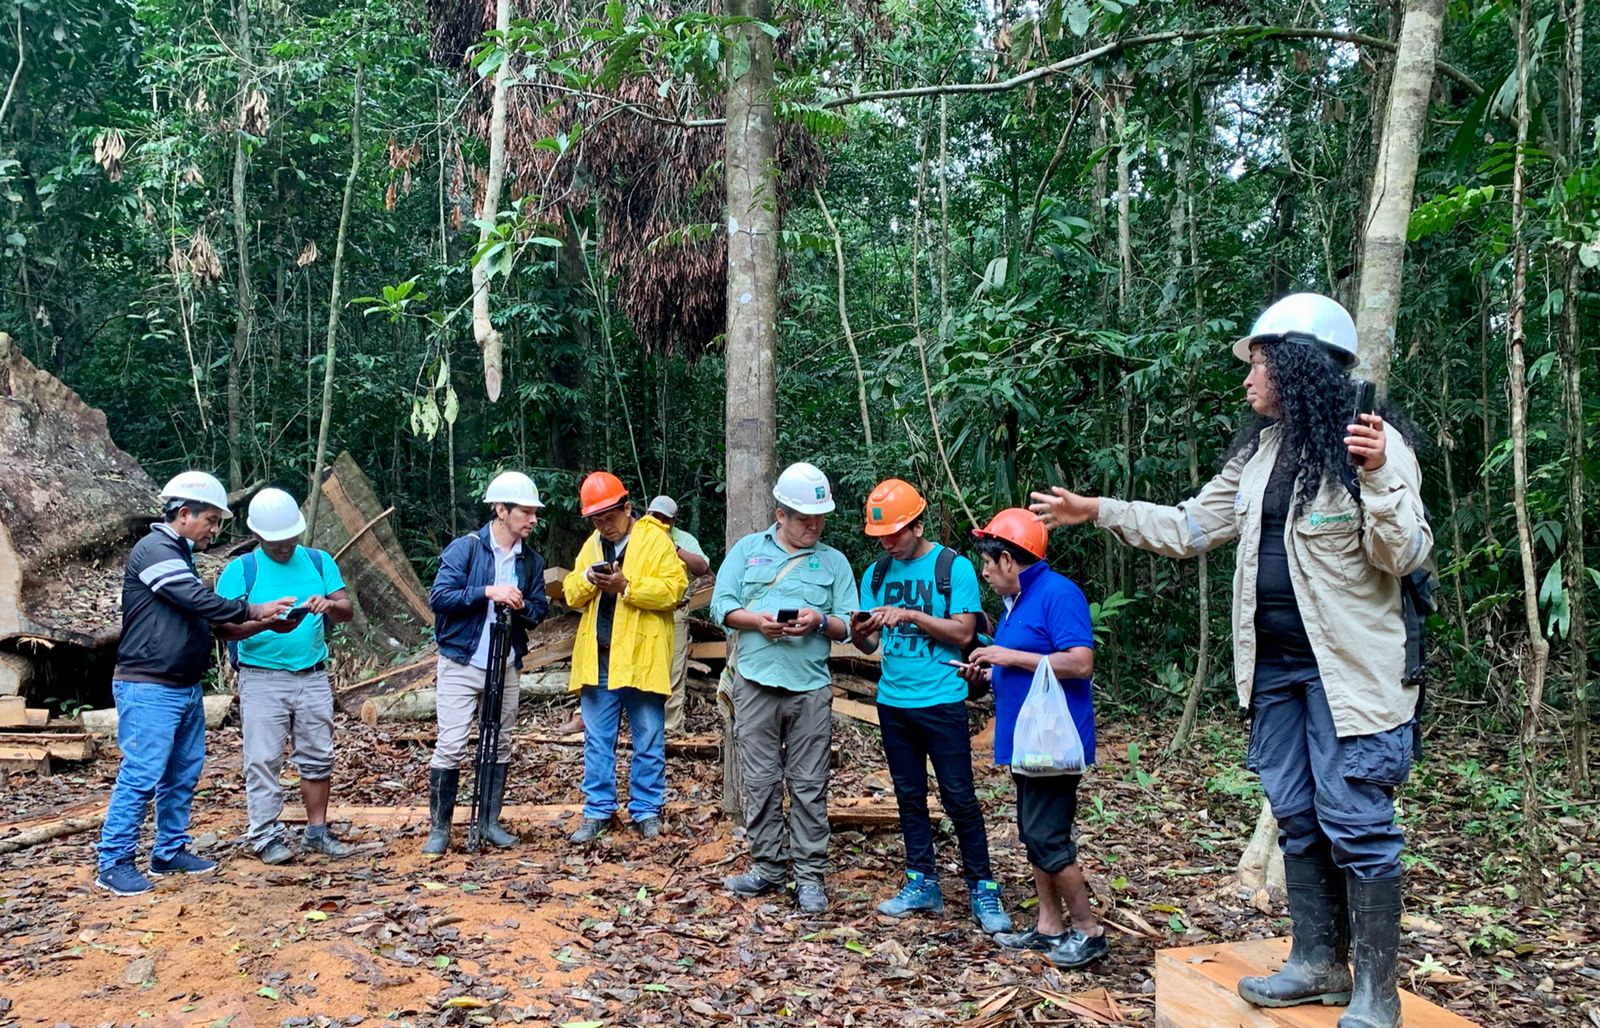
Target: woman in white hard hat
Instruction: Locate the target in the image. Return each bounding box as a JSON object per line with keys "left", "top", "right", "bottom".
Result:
{"left": 1029, "top": 294, "right": 1431, "bottom": 1028}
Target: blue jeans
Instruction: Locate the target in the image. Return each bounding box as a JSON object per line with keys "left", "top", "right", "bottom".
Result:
{"left": 1247, "top": 657, "right": 1412, "bottom": 879}
{"left": 96, "top": 681, "right": 208, "bottom": 871}
{"left": 579, "top": 677, "right": 667, "bottom": 821}
{"left": 879, "top": 701, "right": 994, "bottom": 885}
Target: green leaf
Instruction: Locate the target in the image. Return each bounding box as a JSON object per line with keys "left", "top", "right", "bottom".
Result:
{"left": 435, "top": 955, "right": 453, "bottom": 969}
{"left": 643, "top": 982, "right": 670, "bottom": 992}
{"left": 1065, "top": 0, "right": 1092, "bottom": 35}
{"left": 1167, "top": 912, "right": 1186, "bottom": 932}
{"left": 256, "top": 986, "right": 280, "bottom": 1001}
{"left": 303, "top": 911, "right": 328, "bottom": 922}
{"left": 843, "top": 939, "right": 871, "bottom": 954}
{"left": 4, "top": 231, "right": 23, "bottom": 248}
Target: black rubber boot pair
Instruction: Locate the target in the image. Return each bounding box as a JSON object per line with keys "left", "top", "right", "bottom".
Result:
{"left": 1237, "top": 859, "right": 1403, "bottom": 1028}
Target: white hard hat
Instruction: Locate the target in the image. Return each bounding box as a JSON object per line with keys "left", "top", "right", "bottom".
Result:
{"left": 159, "top": 470, "right": 232, "bottom": 516}
{"left": 484, "top": 471, "right": 544, "bottom": 508}
{"left": 647, "top": 495, "right": 678, "bottom": 518}
{"left": 773, "top": 462, "right": 836, "bottom": 515}
{"left": 1233, "top": 292, "right": 1358, "bottom": 367}
{"left": 246, "top": 488, "right": 306, "bottom": 542}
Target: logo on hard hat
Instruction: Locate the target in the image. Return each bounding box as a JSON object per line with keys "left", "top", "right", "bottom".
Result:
{"left": 816, "top": 487, "right": 826, "bottom": 500}
{"left": 871, "top": 507, "right": 883, "bottom": 521}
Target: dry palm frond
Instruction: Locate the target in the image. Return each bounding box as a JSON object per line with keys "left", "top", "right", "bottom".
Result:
{"left": 186, "top": 228, "right": 223, "bottom": 286}
{"left": 93, "top": 129, "right": 127, "bottom": 182}
{"left": 296, "top": 239, "right": 319, "bottom": 267}
{"left": 241, "top": 88, "right": 271, "bottom": 136}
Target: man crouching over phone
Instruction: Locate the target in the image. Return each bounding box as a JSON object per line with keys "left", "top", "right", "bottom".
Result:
{"left": 215, "top": 488, "right": 355, "bottom": 865}
{"left": 851, "top": 478, "right": 1013, "bottom": 935}
{"left": 712, "top": 463, "right": 859, "bottom": 914}
{"left": 961, "top": 509, "right": 1107, "bottom": 969}
{"left": 562, "top": 472, "right": 686, "bottom": 844}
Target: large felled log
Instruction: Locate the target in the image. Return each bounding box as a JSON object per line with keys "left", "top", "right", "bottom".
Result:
{"left": 359, "top": 669, "right": 571, "bottom": 725}
{"left": 0, "top": 333, "right": 157, "bottom": 656}
{"left": 80, "top": 694, "right": 233, "bottom": 737}
{"left": 303, "top": 452, "right": 434, "bottom": 655}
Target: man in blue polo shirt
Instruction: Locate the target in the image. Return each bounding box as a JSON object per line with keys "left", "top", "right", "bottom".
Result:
{"left": 962, "top": 508, "right": 1107, "bottom": 969}
{"left": 216, "top": 488, "right": 356, "bottom": 865}
{"left": 851, "top": 478, "right": 1012, "bottom": 935}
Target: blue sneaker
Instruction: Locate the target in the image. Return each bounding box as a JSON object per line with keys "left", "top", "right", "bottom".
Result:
{"left": 148, "top": 849, "right": 218, "bottom": 877}
{"left": 94, "top": 861, "right": 154, "bottom": 896}
{"left": 877, "top": 870, "right": 945, "bottom": 917}
{"left": 969, "top": 880, "right": 1014, "bottom": 934}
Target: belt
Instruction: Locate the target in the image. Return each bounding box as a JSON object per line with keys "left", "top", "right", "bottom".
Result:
{"left": 238, "top": 662, "right": 327, "bottom": 674}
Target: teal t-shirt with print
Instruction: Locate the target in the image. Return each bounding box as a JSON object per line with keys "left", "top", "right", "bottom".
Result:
{"left": 858, "top": 543, "right": 983, "bottom": 708}
{"left": 216, "top": 547, "right": 346, "bottom": 670}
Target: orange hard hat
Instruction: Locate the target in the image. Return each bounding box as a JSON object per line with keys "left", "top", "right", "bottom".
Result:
{"left": 972, "top": 508, "right": 1048, "bottom": 560}
{"left": 579, "top": 471, "right": 629, "bottom": 517}
{"left": 863, "top": 478, "right": 928, "bottom": 536}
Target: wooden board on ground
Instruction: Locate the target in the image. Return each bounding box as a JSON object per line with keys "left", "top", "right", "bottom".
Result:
{"left": 0, "top": 697, "right": 48, "bottom": 728}
{"left": 1153, "top": 939, "right": 1479, "bottom": 1028}
{"left": 280, "top": 797, "right": 909, "bottom": 829}
{"left": 0, "top": 731, "right": 94, "bottom": 761}
{"left": 831, "top": 695, "right": 879, "bottom": 727}
{"left": 0, "top": 745, "right": 50, "bottom": 774}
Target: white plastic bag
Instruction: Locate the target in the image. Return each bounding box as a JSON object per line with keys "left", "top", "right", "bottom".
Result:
{"left": 1010, "top": 658, "right": 1086, "bottom": 776}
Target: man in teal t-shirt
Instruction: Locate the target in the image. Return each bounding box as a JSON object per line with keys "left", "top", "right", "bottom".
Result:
{"left": 851, "top": 478, "right": 1013, "bottom": 935}
{"left": 215, "top": 488, "right": 356, "bottom": 865}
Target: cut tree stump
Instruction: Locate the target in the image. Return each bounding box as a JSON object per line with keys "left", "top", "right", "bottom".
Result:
{"left": 1153, "top": 939, "right": 1479, "bottom": 1028}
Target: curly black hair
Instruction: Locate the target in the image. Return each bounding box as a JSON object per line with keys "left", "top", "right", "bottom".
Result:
{"left": 1224, "top": 339, "right": 1420, "bottom": 516}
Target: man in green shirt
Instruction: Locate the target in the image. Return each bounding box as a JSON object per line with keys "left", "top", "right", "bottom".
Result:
{"left": 645, "top": 496, "right": 711, "bottom": 735}
{"left": 711, "top": 462, "right": 859, "bottom": 915}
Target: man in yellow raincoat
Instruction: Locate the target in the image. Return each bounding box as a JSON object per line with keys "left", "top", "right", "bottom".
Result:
{"left": 562, "top": 472, "right": 687, "bottom": 843}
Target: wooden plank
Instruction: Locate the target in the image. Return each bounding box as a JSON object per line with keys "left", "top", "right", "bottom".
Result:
{"left": 280, "top": 797, "right": 907, "bottom": 828}
{"left": 1154, "top": 939, "right": 1480, "bottom": 1028}
{"left": 831, "top": 695, "right": 880, "bottom": 727}
{"left": 0, "top": 696, "right": 27, "bottom": 728}
{"left": 0, "top": 744, "right": 50, "bottom": 774}
{"left": 0, "top": 731, "right": 94, "bottom": 761}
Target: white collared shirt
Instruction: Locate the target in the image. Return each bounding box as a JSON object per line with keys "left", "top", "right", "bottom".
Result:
{"left": 469, "top": 534, "right": 521, "bottom": 670}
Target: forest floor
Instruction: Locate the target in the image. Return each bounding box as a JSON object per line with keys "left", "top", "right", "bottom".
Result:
{"left": 0, "top": 693, "right": 1595, "bottom": 1028}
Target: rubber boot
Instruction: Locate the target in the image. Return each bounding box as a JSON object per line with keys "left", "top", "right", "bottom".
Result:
{"left": 481, "top": 762, "right": 518, "bottom": 849}
{"left": 421, "top": 768, "right": 458, "bottom": 856}
{"left": 1238, "top": 857, "right": 1353, "bottom": 1007}
{"left": 1338, "top": 874, "right": 1403, "bottom": 1028}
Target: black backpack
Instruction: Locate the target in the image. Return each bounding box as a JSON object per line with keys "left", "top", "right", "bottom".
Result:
{"left": 869, "top": 547, "right": 994, "bottom": 699}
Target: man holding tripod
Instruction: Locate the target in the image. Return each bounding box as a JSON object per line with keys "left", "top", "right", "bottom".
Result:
{"left": 422, "top": 472, "right": 550, "bottom": 856}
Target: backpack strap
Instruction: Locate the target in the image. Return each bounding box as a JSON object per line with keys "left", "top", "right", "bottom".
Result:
{"left": 870, "top": 553, "right": 893, "bottom": 597}
{"left": 934, "top": 546, "right": 956, "bottom": 614}
{"left": 227, "top": 551, "right": 259, "bottom": 671}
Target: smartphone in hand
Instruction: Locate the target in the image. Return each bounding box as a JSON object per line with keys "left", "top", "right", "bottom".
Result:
{"left": 851, "top": 610, "right": 872, "bottom": 625}
{"left": 776, "top": 608, "right": 800, "bottom": 625}
{"left": 281, "top": 604, "right": 311, "bottom": 624}
{"left": 590, "top": 560, "right": 615, "bottom": 576}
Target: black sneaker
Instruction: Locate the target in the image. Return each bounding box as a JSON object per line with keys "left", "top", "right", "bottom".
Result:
{"left": 94, "top": 862, "right": 154, "bottom": 897}
{"left": 148, "top": 849, "right": 218, "bottom": 876}
{"left": 995, "top": 928, "right": 1065, "bottom": 951}
{"left": 796, "top": 882, "right": 829, "bottom": 914}
{"left": 256, "top": 839, "right": 296, "bottom": 866}
{"left": 569, "top": 817, "right": 611, "bottom": 844}
{"left": 634, "top": 816, "right": 662, "bottom": 840}
{"left": 1046, "top": 929, "right": 1109, "bottom": 968}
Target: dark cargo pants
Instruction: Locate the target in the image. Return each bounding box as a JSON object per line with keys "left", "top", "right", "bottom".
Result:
{"left": 1248, "top": 656, "right": 1413, "bottom": 880}
{"left": 732, "top": 670, "right": 833, "bottom": 886}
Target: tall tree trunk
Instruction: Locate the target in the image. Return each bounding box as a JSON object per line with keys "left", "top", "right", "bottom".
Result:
{"left": 1110, "top": 82, "right": 1134, "bottom": 700}
{"left": 304, "top": 67, "right": 362, "bottom": 538}
{"left": 1507, "top": 0, "right": 1552, "bottom": 900}
{"left": 471, "top": 0, "right": 510, "bottom": 401}
{"left": 227, "top": 0, "right": 256, "bottom": 491}
{"left": 1558, "top": 0, "right": 1590, "bottom": 795}
{"left": 1352, "top": 0, "right": 1446, "bottom": 382}
{"left": 721, "top": 0, "right": 779, "bottom": 819}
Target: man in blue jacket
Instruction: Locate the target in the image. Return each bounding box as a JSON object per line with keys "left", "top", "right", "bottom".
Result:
{"left": 422, "top": 472, "right": 550, "bottom": 856}
{"left": 95, "top": 472, "right": 294, "bottom": 897}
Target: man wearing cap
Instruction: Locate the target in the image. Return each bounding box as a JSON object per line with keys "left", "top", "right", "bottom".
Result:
{"left": 712, "top": 462, "right": 860, "bottom": 914}
{"left": 851, "top": 479, "right": 1013, "bottom": 935}
{"left": 958, "top": 509, "right": 1107, "bottom": 968}
{"left": 423, "top": 472, "right": 551, "bottom": 856}
{"left": 643, "top": 496, "right": 711, "bottom": 735}
{"left": 94, "top": 472, "right": 295, "bottom": 897}
{"left": 214, "top": 488, "right": 355, "bottom": 865}
{"left": 562, "top": 473, "right": 687, "bottom": 843}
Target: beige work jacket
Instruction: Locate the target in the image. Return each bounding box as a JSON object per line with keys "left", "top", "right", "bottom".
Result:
{"left": 1096, "top": 422, "right": 1431, "bottom": 738}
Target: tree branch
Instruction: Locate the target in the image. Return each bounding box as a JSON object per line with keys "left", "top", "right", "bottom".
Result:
{"left": 0, "top": 7, "right": 22, "bottom": 128}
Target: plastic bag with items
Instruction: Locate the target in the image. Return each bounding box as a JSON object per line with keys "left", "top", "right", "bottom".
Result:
{"left": 1010, "top": 658, "right": 1086, "bottom": 776}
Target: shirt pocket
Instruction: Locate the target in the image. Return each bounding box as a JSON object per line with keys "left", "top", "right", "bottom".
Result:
{"left": 791, "top": 568, "right": 834, "bottom": 611}
{"left": 1294, "top": 509, "right": 1361, "bottom": 585}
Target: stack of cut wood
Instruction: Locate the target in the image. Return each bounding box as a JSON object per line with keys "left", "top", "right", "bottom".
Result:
{"left": 0, "top": 696, "right": 95, "bottom": 774}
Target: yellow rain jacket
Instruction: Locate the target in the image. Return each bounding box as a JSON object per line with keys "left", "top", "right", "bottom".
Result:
{"left": 563, "top": 514, "right": 686, "bottom": 696}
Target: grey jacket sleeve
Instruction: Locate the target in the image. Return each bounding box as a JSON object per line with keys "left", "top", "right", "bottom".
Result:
{"left": 1356, "top": 426, "right": 1432, "bottom": 577}
{"left": 1094, "top": 455, "right": 1245, "bottom": 559}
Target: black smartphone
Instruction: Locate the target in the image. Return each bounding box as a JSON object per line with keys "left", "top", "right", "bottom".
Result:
{"left": 776, "top": 608, "right": 800, "bottom": 624}
{"left": 281, "top": 605, "right": 311, "bottom": 623}
{"left": 1353, "top": 378, "right": 1378, "bottom": 419}
{"left": 851, "top": 610, "right": 872, "bottom": 624}
{"left": 590, "top": 560, "right": 615, "bottom": 576}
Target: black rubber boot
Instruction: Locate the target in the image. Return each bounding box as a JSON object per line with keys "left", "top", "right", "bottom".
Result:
{"left": 481, "top": 762, "right": 518, "bottom": 849}
{"left": 421, "top": 768, "right": 458, "bottom": 856}
{"left": 1338, "top": 874, "right": 1403, "bottom": 1028}
{"left": 1238, "top": 857, "right": 1353, "bottom": 1007}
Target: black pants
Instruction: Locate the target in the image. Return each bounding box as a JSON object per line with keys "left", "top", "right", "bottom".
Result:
{"left": 1012, "top": 771, "right": 1081, "bottom": 873}
{"left": 879, "top": 700, "right": 994, "bottom": 886}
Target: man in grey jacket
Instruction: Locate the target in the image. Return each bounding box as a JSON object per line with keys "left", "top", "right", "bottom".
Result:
{"left": 1031, "top": 294, "right": 1430, "bottom": 1028}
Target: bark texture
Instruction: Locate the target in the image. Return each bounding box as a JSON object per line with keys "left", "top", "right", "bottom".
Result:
{"left": 470, "top": 0, "right": 511, "bottom": 402}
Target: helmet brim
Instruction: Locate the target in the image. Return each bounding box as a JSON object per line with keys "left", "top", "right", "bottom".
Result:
{"left": 1234, "top": 332, "right": 1358, "bottom": 368}
{"left": 249, "top": 516, "right": 306, "bottom": 542}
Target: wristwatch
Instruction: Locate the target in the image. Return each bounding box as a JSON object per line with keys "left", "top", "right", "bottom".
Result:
{"left": 815, "top": 614, "right": 830, "bottom": 637}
